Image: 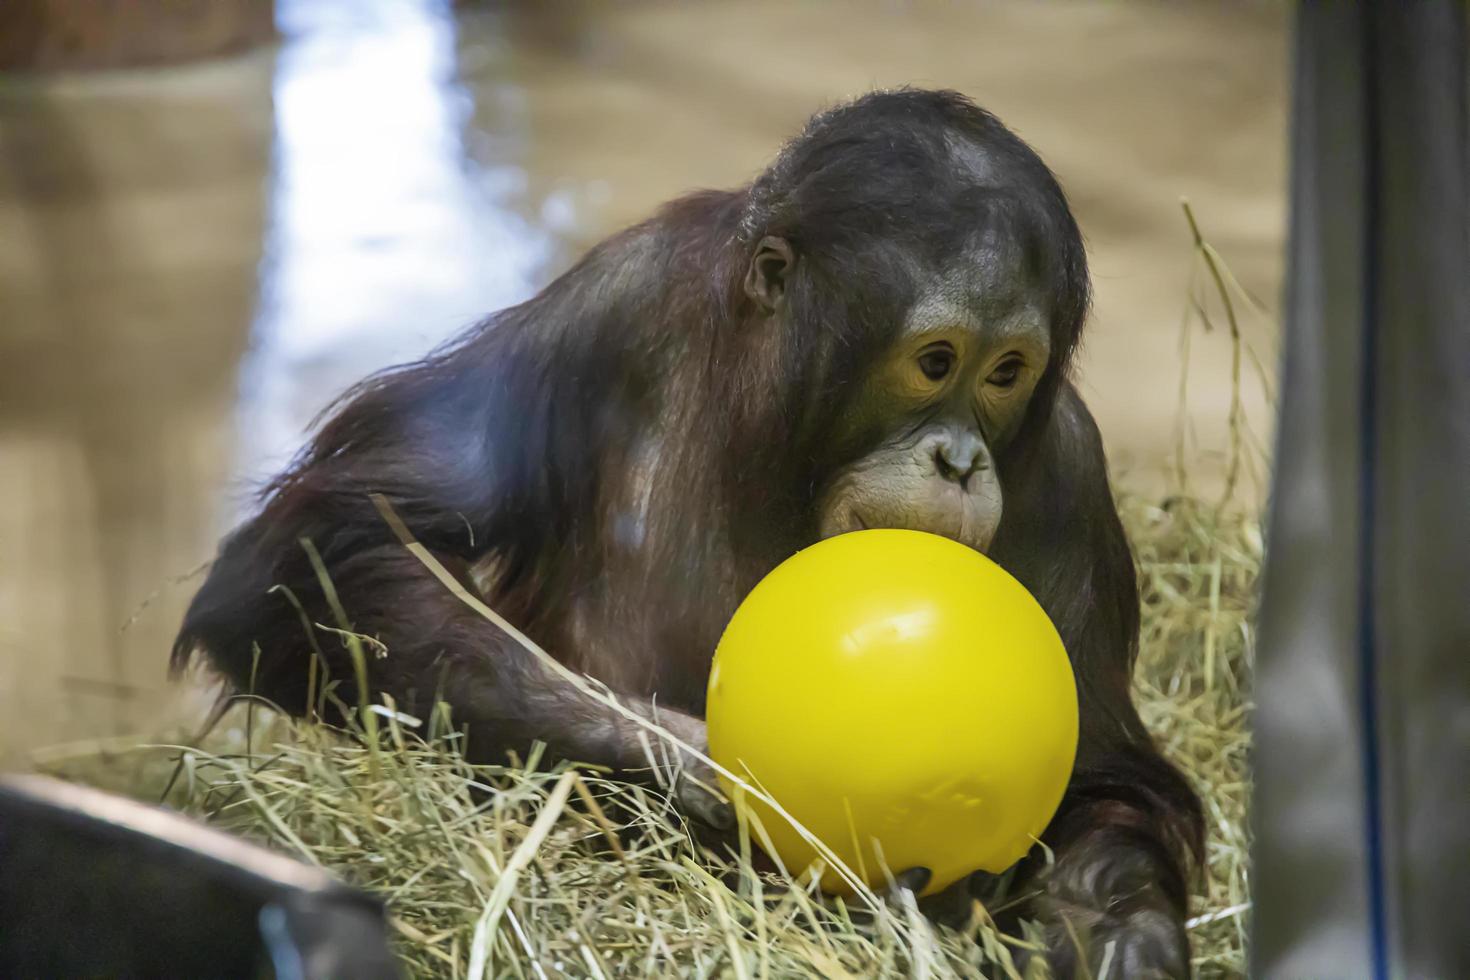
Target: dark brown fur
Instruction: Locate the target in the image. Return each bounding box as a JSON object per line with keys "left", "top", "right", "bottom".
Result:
{"left": 174, "top": 90, "right": 1202, "bottom": 977}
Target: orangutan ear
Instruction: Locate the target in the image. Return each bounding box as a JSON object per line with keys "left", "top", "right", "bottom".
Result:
{"left": 744, "top": 236, "right": 795, "bottom": 314}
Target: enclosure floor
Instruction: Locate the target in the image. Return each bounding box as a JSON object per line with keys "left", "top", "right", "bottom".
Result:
{"left": 0, "top": 0, "right": 1284, "bottom": 755}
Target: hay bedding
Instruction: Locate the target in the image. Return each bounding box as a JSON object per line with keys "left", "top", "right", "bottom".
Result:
{"left": 47, "top": 491, "right": 1256, "bottom": 980}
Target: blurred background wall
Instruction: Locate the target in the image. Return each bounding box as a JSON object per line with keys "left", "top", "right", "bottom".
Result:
{"left": 0, "top": 0, "right": 1286, "bottom": 757}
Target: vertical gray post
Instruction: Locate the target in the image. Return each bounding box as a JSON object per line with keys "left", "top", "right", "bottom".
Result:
{"left": 1253, "top": 3, "right": 1469, "bottom": 978}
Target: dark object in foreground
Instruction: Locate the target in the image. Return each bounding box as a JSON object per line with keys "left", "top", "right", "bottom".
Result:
{"left": 175, "top": 89, "right": 1201, "bottom": 975}
{"left": 0, "top": 774, "right": 399, "bottom": 979}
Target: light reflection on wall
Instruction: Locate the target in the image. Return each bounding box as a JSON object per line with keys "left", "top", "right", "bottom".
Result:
{"left": 235, "top": 0, "right": 551, "bottom": 504}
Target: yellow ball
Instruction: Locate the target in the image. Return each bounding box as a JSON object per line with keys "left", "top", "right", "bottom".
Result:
{"left": 706, "top": 529, "right": 1078, "bottom": 897}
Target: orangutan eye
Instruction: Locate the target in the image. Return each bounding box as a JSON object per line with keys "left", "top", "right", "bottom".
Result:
{"left": 917, "top": 347, "right": 956, "bottom": 382}
{"left": 986, "top": 359, "right": 1022, "bottom": 389}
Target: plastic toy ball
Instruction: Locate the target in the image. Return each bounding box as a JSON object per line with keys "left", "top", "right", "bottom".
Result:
{"left": 705, "top": 529, "right": 1078, "bottom": 897}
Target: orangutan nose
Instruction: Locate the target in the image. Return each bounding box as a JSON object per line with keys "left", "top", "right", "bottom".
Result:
{"left": 931, "top": 430, "right": 989, "bottom": 486}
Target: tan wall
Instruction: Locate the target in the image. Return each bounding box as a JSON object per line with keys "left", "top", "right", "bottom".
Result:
{"left": 0, "top": 0, "right": 274, "bottom": 71}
